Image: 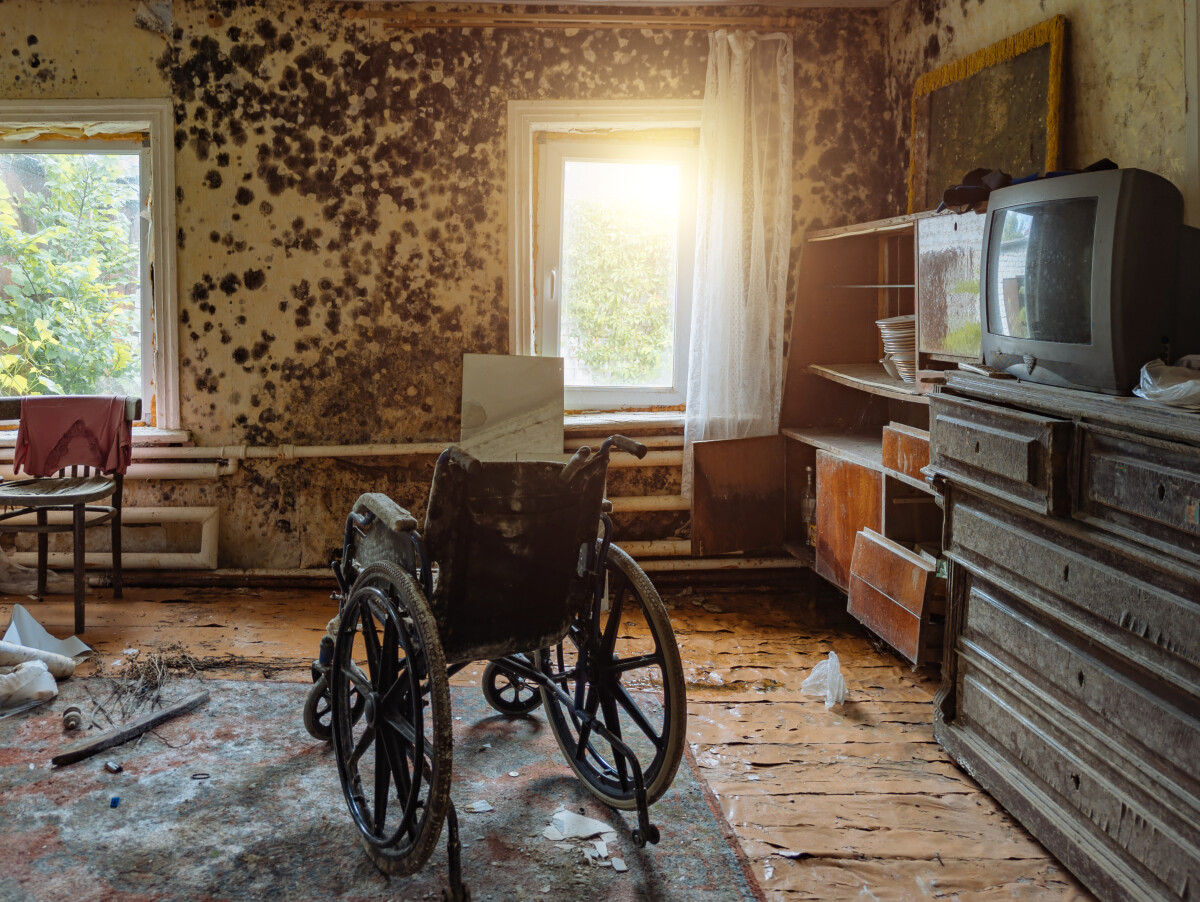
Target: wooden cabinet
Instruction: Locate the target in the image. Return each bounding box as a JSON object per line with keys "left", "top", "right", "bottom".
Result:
{"left": 930, "top": 373, "right": 1200, "bottom": 902}
{"left": 693, "top": 213, "right": 959, "bottom": 665}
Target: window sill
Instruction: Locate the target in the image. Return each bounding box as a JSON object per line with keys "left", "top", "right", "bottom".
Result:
{"left": 565, "top": 410, "right": 685, "bottom": 434}
{"left": 0, "top": 425, "right": 192, "bottom": 449}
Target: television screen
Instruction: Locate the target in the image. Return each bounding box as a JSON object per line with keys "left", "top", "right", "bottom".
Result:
{"left": 985, "top": 197, "right": 1097, "bottom": 345}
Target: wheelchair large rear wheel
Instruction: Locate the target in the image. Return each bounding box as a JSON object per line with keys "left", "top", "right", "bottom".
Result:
{"left": 536, "top": 543, "right": 686, "bottom": 810}
{"left": 331, "top": 561, "right": 452, "bottom": 876}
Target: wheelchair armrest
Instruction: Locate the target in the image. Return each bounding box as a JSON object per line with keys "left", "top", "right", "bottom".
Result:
{"left": 351, "top": 492, "right": 419, "bottom": 533}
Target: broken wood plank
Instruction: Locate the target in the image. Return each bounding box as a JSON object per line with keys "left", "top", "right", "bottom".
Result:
{"left": 51, "top": 690, "right": 210, "bottom": 766}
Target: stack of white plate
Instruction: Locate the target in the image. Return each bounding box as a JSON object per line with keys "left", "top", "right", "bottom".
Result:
{"left": 876, "top": 314, "right": 916, "bottom": 383}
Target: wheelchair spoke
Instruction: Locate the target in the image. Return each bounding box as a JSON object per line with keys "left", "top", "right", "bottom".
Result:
{"left": 612, "top": 681, "right": 663, "bottom": 745}
{"left": 359, "top": 598, "right": 384, "bottom": 681}
{"left": 373, "top": 730, "right": 392, "bottom": 836}
{"left": 599, "top": 570, "right": 627, "bottom": 657}
{"left": 349, "top": 724, "right": 376, "bottom": 771}
{"left": 599, "top": 690, "right": 630, "bottom": 791}
{"left": 610, "top": 651, "right": 664, "bottom": 674}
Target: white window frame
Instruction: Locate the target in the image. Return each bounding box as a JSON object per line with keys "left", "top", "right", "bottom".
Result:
{"left": 508, "top": 100, "right": 702, "bottom": 409}
{"left": 0, "top": 99, "right": 179, "bottom": 429}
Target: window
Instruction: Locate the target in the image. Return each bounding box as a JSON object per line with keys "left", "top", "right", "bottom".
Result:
{"left": 0, "top": 100, "right": 178, "bottom": 428}
{"left": 509, "top": 101, "right": 702, "bottom": 410}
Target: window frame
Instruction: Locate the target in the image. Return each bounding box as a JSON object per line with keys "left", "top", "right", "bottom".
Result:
{"left": 538, "top": 135, "right": 697, "bottom": 409}
{"left": 0, "top": 98, "right": 179, "bottom": 429}
{"left": 508, "top": 100, "right": 703, "bottom": 410}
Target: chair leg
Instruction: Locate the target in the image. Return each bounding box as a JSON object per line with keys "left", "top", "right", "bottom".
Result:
{"left": 36, "top": 509, "right": 48, "bottom": 598}
{"left": 112, "top": 498, "right": 123, "bottom": 600}
{"left": 74, "top": 503, "right": 86, "bottom": 635}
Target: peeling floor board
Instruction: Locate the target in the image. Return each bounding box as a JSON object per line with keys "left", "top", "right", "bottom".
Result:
{"left": 0, "top": 580, "right": 1092, "bottom": 900}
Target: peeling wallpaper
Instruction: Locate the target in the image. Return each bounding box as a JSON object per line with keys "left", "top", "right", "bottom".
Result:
{"left": 1, "top": 0, "right": 893, "bottom": 566}
{"left": 888, "top": 0, "right": 1188, "bottom": 196}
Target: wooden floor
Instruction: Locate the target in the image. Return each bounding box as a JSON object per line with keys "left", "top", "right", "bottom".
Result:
{"left": 1, "top": 577, "right": 1093, "bottom": 901}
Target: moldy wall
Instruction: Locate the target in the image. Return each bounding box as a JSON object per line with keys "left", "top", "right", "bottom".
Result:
{"left": 1, "top": 0, "right": 893, "bottom": 568}
{"left": 887, "top": 0, "right": 1188, "bottom": 201}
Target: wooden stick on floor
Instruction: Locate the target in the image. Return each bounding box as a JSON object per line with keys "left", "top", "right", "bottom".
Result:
{"left": 50, "top": 690, "right": 210, "bottom": 767}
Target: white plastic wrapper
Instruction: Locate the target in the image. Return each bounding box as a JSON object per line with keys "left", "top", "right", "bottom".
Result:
{"left": 1133, "top": 357, "right": 1200, "bottom": 410}
{"left": 801, "top": 650, "right": 846, "bottom": 709}
{"left": 0, "top": 659, "right": 58, "bottom": 714}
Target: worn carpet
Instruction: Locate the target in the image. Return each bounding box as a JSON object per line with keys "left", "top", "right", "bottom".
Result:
{"left": 0, "top": 678, "right": 761, "bottom": 902}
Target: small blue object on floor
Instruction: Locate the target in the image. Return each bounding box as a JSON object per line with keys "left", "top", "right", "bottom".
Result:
{"left": 110, "top": 797, "right": 119, "bottom": 808}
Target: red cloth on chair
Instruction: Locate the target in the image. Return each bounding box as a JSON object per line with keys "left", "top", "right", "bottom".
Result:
{"left": 13, "top": 396, "right": 132, "bottom": 477}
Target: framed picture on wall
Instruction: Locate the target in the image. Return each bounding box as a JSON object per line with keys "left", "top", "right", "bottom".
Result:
{"left": 907, "top": 15, "right": 1066, "bottom": 214}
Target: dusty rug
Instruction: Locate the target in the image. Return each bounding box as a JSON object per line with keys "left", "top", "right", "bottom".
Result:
{"left": 0, "top": 678, "right": 761, "bottom": 902}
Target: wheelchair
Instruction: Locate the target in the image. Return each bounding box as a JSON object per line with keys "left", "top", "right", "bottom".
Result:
{"left": 302, "top": 435, "right": 687, "bottom": 900}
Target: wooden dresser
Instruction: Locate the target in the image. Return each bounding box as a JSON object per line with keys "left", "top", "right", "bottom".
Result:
{"left": 928, "top": 373, "right": 1199, "bottom": 902}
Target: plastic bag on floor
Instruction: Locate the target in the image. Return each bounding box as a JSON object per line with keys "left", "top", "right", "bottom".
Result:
{"left": 801, "top": 650, "right": 846, "bottom": 709}
{"left": 1132, "top": 357, "right": 1200, "bottom": 409}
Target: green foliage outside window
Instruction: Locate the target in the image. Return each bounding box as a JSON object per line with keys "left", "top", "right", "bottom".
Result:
{"left": 561, "top": 198, "right": 675, "bottom": 387}
{"left": 0, "top": 152, "right": 141, "bottom": 396}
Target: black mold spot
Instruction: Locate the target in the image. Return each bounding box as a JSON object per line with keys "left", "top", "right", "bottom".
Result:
{"left": 219, "top": 273, "right": 241, "bottom": 294}
{"left": 195, "top": 368, "right": 219, "bottom": 394}
{"left": 233, "top": 347, "right": 250, "bottom": 364}
{"left": 244, "top": 268, "right": 266, "bottom": 290}
{"left": 235, "top": 186, "right": 255, "bottom": 205}
{"left": 203, "top": 170, "right": 223, "bottom": 189}
{"left": 217, "top": 152, "right": 230, "bottom": 166}
{"left": 27, "top": 35, "right": 38, "bottom": 46}
{"left": 924, "top": 33, "right": 941, "bottom": 62}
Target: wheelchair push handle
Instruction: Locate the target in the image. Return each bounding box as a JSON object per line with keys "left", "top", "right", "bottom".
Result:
{"left": 604, "top": 434, "right": 647, "bottom": 459}
{"left": 560, "top": 434, "right": 647, "bottom": 482}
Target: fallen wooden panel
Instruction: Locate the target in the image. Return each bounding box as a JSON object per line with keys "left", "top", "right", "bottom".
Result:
{"left": 847, "top": 528, "right": 942, "bottom": 665}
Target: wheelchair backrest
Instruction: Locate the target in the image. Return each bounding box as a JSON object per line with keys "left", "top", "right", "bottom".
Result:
{"left": 423, "top": 448, "right": 609, "bottom": 665}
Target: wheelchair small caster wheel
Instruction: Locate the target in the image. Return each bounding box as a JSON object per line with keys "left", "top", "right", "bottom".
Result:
{"left": 631, "top": 824, "right": 660, "bottom": 848}
{"left": 482, "top": 661, "right": 542, "bottom": 715}
{"left": 302, "top": 675, "right": 332, "bottom": 741}
{"left": 303, "top": 672, "right": 366, "bottom": 741}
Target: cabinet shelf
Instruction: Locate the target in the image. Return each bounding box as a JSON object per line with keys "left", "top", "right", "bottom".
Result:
{"left": 782, "top": 425, "right": 932, "bottom": 494}
{"left": 809, "top": 362, "right": 929, "bottom": 405}
{"left": 782, "top": 425, "right": 883, "bottom": 469}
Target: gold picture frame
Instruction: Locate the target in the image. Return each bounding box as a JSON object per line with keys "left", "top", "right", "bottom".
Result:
{"left": 907, "top": 15, "right": 1066, "bottom": 214}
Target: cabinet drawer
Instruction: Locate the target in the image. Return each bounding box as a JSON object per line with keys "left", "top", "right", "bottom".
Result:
{"left": 950, "top": 587, "right": 1200, "bottom": 902}
{"left": 958, "top": 584, "right": 1199, "bottom": 816}
{"left": 881, "top": 422, "right": 930, "bottom": 482}
{"left": 1075, "top": 424, "right": 1200, "bottom": 563}
{"left": 847, "top": 528, "right": 944, "bottom": 666}
{"left": 929, "top": 394, "right": 1071, "bottom": 515}
{"left": 947, "top": 492, "right": 1200, "bottom": 687}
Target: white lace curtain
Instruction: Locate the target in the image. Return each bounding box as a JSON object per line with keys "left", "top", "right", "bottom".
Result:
{"left": 683, "top": 30, "right": 794, "bottom": 496}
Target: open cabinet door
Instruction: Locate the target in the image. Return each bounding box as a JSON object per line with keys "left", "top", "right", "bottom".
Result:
{"left": 692, "top": 435, "right": 785, "bottom": 556}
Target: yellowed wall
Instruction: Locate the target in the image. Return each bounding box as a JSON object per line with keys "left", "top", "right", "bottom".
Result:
{"left": 888, "top": 0, "right": 1189, "bottom": 197}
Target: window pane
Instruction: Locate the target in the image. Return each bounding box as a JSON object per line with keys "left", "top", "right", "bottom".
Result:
{"left": 560, "top": 160, "right": 680, "bottom": 388}
{"left": 0, "top": 152, "right": 142, "bottom": 396}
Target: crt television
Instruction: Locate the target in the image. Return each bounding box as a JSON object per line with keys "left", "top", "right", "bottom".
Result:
{"left": 979, "top": 168, "right": 1200, "bottom": 395}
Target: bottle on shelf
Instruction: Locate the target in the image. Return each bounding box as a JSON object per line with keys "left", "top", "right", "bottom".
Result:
{"left": 800, "top": 465, "right": 817, "bottom": 547}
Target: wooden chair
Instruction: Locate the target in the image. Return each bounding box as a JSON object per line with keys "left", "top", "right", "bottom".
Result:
{"left": 0, "top": 396, "right": 140, "bottom": 634}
